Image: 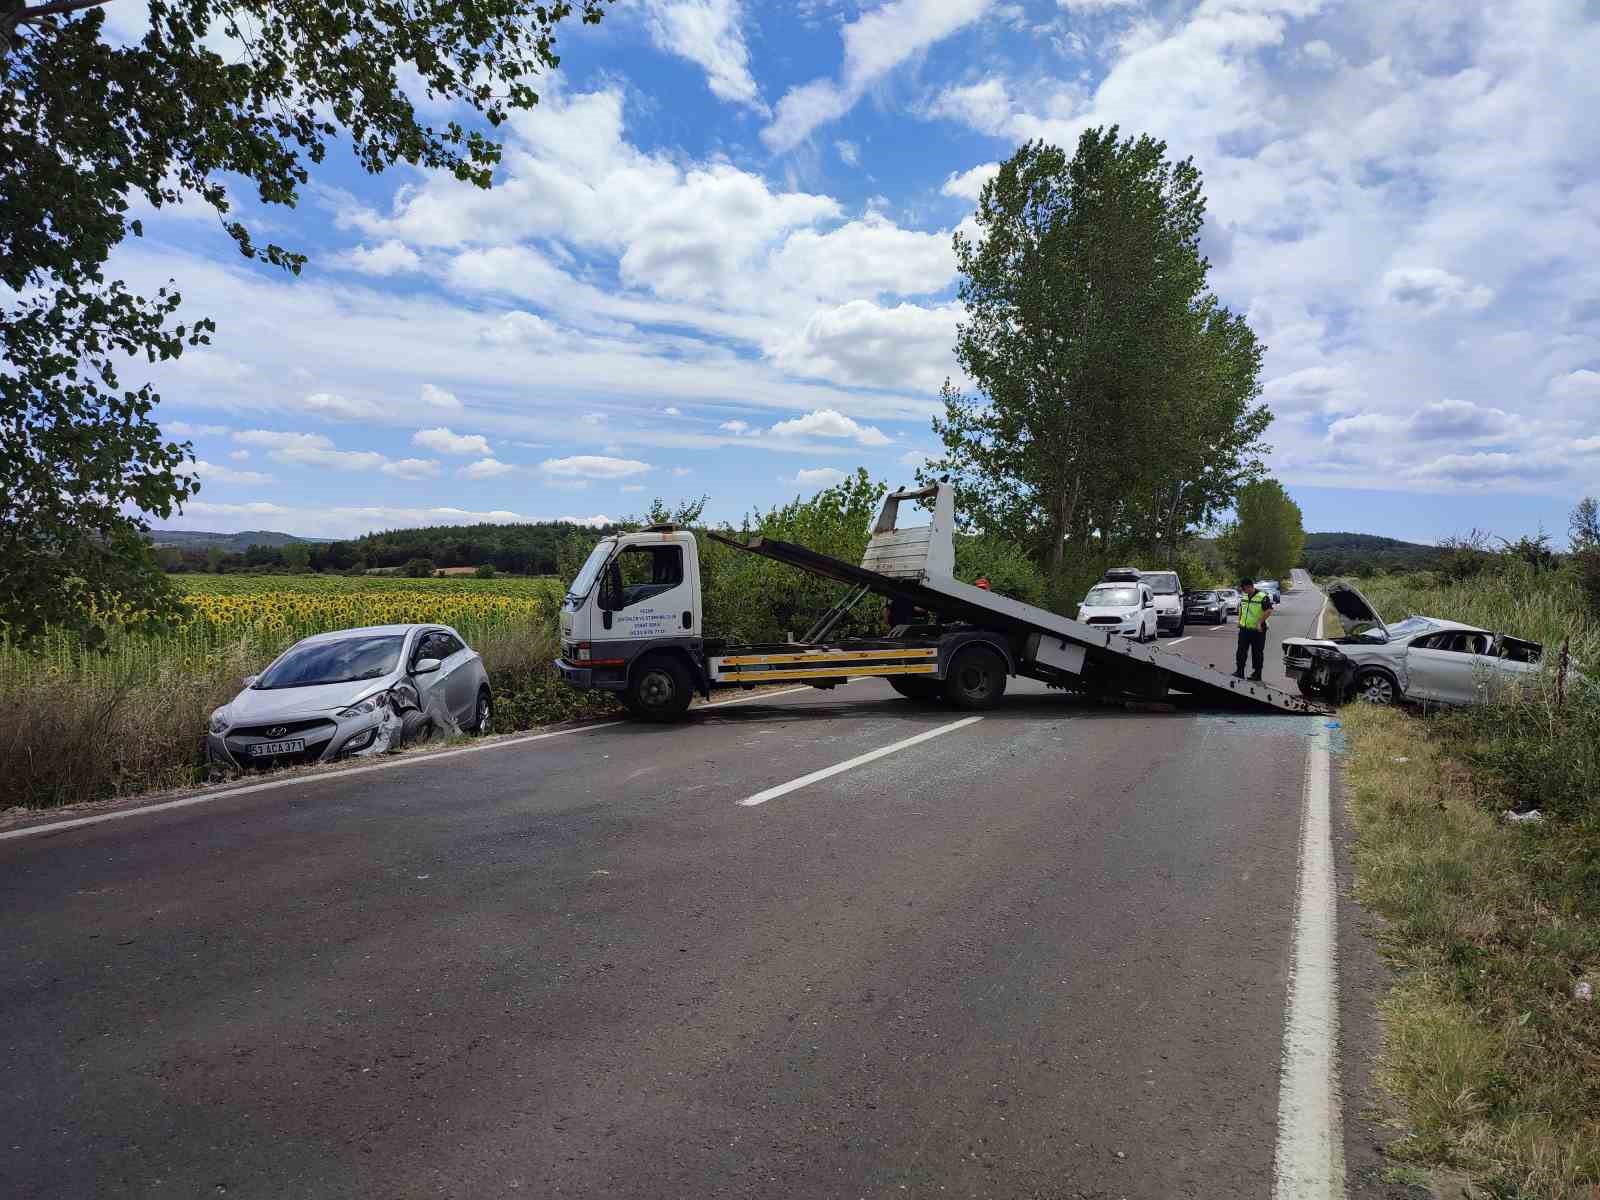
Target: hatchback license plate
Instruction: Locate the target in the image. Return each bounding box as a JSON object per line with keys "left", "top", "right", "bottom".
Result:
{"left": 249, "top": 738, "right": 306, "bottom": 758}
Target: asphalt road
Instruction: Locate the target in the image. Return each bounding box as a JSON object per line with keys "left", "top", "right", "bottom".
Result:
{"left": 1, "top": 575, "right": 1399, "bottom": 1199}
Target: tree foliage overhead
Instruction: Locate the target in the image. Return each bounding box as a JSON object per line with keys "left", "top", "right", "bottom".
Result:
{"left": 926, "top": 129, "right": 1271, "bottom": 586}
{"left": 1219, "top": 478, "right": 1305, "bottom": 581}
{"left": 1, "top": 0, "right": 609, "bottom": 644}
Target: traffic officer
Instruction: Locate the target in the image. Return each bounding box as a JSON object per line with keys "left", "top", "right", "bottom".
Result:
{"left": 1233, "top": 577, "right": 1273, "bottom": 681}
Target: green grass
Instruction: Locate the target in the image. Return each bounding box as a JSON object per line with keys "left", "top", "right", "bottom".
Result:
{"left": 1339, "top": 561, "right": 1600, "bottom": 1198}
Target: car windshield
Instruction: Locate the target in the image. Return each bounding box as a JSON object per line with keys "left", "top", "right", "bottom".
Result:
{"left": 1345, "top": 615, "right": 1437, "bottom": 644}
{"left": 1144, "top": 573, "right": 1179, "bottom": 595}
{"left": 566, "top": 540, "right": 614, "bottom": 600}
{"left": 256, "top": 635, "right": 404, "bottom": 689}
{"left": 1085, "top": 585, "right": 1139, "bottom": 606}
{"left": 1188, "top": 591, "right": 1218, "bottom": 601}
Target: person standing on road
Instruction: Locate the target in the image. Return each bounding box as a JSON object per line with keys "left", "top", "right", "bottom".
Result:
{"left": 1233, "top": 577, "right": 1273, "bottom": 681}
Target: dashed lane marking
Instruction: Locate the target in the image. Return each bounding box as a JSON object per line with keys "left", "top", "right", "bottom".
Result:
{"left": 738, "top": 715, "right": 985, "bottom": 807}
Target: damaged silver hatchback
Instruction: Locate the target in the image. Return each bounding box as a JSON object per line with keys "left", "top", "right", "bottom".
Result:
{"left": 206, "top": 624, "right": 492, "bottom": 771}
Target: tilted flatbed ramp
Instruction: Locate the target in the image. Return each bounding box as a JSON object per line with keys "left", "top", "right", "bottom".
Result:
{"left": 706, "top": 528, "right": 1319, "bottom": 715}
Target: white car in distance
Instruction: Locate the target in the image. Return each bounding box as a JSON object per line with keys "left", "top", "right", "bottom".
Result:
{"left": 1282, "top": 582, "right": 1544, "bottom": 705}
{"left": 1078, "top": 580, "right": 1159, "bottom": 643}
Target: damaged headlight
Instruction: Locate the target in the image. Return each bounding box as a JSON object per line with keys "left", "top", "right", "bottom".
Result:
{"left": 337, "top": 692, "right": 391, "bottom": 719}
{"left": 208, "top": 706, "right": 230, "bottom": 734}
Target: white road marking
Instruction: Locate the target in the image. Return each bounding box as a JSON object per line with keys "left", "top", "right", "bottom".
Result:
{"left": 1167, "top": 636, "right": 1191, "bottom": 646}
{"left": 1272, "top": 726, "right": 1346, "bottom": 1199}
{"left": 0, "top": 719, "right": 632, "bottom": 843}
{"left": 4, "top": 679, "right": 880, "bottom": 844}
{"left": 738, "top": 715, "right": 985, "bottom": 807}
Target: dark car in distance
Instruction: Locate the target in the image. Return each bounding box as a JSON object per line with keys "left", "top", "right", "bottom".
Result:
{"left": 1182, "top": 590, "right": 1227, "bottom": 625}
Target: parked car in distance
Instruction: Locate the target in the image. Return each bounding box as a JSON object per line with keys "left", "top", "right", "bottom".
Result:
{"left": 1253, "top": 579, "right": 1283, "bottom": 602}
{"left": 1078, "top": 580, "right": 1158, "bottom": 643}
{"left": 1139, "top": 570, "right": 1185, "bottom": 636}
{"left": 1282, "top": 582, "right": 1545, "bottom": 706}
{"left": 1216, "top": 587, "right": 1241, "bottom": 614}
{"left": 206, "top": 624, "right": 493, "bottom": 771}
{"left": 1183, "top": 590, "right": 1227, "bottom": 625}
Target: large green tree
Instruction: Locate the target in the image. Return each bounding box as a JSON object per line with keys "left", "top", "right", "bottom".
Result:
{"left": 1220, "top": 478, "right": 1305, "bottom": 581}
{"left": 927, "top": 130, "right": 1270, "bottom": 584}
{"left": 1, "top": 0, "right": 608, "bottom": 645}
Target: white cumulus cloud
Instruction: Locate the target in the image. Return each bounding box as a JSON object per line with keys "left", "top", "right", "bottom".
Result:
{"left": 793, "top": 466, "right": 848, "bottom": 490}
{"left": 460, "top": 457, "right": 516, "bottom": 480}
{"left": 420, "top": 383, "right": 461, "bottom": 411}
{"left": 412, "top": 427, "right": 492, "bottom": 456}
{"left": 541, "top": 455, "right": 652, "bottom": 478}
{"left": 769, "top": 407, "right": 891, "bottom": 446}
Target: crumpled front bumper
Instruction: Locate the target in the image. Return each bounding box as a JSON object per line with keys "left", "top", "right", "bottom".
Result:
{"left": 206, "top": 708, "right": 400, "bottom": 771}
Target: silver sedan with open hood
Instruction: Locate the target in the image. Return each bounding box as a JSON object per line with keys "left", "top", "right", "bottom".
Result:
{"left": 206, "top": 624, "right": 493, "bottom": 771}
{"left": 1282, "top": 582, "right": 1544, "bottom": 705}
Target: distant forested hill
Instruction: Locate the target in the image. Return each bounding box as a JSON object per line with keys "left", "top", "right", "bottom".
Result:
{"left": 149, "top": 528, "right": 326, "bottom": 551}
{"left": 333, "top": 521, "right": 616, "bottom": 574}
{"left": 1302, "top": 531, "right": 1439, "bottom": 575}
{"left": 155, "top": 519, "right": 618, "bottom": 574}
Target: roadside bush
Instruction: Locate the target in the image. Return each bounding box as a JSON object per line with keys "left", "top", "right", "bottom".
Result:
{"left": 953, "top": 531, "right": 1045, "bottom": 604}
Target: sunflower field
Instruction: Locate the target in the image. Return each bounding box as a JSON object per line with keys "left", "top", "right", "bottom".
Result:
{"left": 0, "top": 575, "right": 600, "bottom": 811}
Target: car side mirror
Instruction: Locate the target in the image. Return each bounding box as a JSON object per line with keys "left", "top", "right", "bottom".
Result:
{"left": 412, "top": 657, "right": 442, "bottom": 675}
{"left": 242, "top": 674, "right": 259, "bottom": 689}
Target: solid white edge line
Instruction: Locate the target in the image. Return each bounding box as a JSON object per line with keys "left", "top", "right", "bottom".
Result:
{"left": 738, "top": 715, "right": 984, "bottom": 807}
{"left": 1271, "top": 725, "right": 1346, "bottom": 1200}
{"left": 3, "top": 677, "right": 873, "bottom": 844}
{"left": 0, "top": 719, "right": 632, "bottom": 843}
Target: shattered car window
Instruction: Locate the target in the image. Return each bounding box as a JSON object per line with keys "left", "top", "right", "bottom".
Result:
{"left": 256, "top": 635, "right": 404, "bottom": 689}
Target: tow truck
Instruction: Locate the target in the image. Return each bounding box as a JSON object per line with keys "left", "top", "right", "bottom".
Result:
{"left": 554, "top": 483, "right": 1318, "bottom": 719}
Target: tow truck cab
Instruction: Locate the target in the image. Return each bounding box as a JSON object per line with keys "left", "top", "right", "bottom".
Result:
{"left": 557, "top": 527, "right": 704, "bottom": 694}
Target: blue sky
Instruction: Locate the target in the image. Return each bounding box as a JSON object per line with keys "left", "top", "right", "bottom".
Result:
{"left": 108, "top": 0, "right": 1600, "bottom": 545}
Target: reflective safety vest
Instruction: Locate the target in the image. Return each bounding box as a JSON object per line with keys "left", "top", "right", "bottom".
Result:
{"left": 1238, "top": 591, "right": 1268, "bottom": 631}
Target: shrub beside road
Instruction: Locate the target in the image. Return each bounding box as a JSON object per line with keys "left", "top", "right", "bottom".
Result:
{"left": 1340, "top": 561, "right": 1599, "bottom": 1198}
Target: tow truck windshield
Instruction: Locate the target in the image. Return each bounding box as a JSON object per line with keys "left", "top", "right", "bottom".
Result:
{"left": 566, "top": 540, "right": 614, "bottom": 602}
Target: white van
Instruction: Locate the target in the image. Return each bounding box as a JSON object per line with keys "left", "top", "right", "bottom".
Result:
{"left": 1078, "top": 579, "right": 1158, "bottom": 643}
{"left": 1139, "top": 570, "right": 1185, "bottom": 636}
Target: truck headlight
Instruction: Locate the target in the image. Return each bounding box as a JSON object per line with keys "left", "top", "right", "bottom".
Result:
{"left": 338, "top": 692, "right": 390, "bottom": 718}
{"left": 208, "top": 707, "right": 230, "bottom": 734}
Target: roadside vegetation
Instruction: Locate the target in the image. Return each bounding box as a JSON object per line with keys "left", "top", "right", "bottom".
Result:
{"left": 1336, "top": 517, "right": 1599, "bottom": 1198}
{"left": 0, "top": 473, "right": 1040, "bottom": 811}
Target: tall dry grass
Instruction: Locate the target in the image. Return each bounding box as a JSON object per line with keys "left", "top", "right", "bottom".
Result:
{"left": 0, "top": 612, "right": 606, "bottom": 811}
{"left": 1339, "top": 560, "right": 1599, "bottom": 1197}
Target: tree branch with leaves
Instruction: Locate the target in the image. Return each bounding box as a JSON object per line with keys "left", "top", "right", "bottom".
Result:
{"left": 1, "top": 0, "right": 610, "bottom": 645}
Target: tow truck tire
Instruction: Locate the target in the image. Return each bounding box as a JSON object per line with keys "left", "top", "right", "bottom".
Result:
{"left": 625, "top": 655, "right": 693, "bottom": 721}
{"left": 943, "top": 646, "right": 1008, "bottom": 710}
{"left": 889, "top": 676, "right": 941, "bottom": 701}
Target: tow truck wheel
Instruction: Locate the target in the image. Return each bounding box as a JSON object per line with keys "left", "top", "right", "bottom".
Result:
{"left": 943, "top": 646, "right": 1008, "bottom": 710}
{"left": 625, "top": 655, "right": 693, "bottom": 721}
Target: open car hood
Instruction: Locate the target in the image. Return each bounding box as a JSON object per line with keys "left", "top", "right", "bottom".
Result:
{"left": 1326, "top": 581, "right": 1388, "bottom": 639}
